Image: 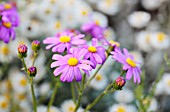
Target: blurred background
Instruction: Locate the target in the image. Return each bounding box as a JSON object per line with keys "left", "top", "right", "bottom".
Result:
{"left": 0, "top": 0, "right": 170, "bottom": 112}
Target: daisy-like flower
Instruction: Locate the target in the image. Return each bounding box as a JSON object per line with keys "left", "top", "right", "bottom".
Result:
{"left": 0, "top": 3, "right": 20, "bottom": 43}
{"left": 109, "top": 103, "right": 137, "bottom": 112}
{"left": 51, "top": 48, "right": 93, "bottom": 82}
{"left": 61, "top": 99, "right": 84, "bottom": 112}
{"left": 82, "top": 38, "right": 106, "bottom": 68}
{"left": 111, "top": 48, "right": 142, "bottom": 83}
{"left": 127, "top": 11, "right": 151, "bottom": 29}
{"left": 43, "top": 30, "right": 86, "bottom": 53}
{"left": 0, "top": 96, "right": 9, "bottom": 112}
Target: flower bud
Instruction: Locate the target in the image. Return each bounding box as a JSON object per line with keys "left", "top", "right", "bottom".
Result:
{"left": 27, "top": 66, "right": 37, "bottom": 77}
{"left": 32, "top": 40, "right": 40, "bottom": 52}
{"left": 114, "top": 76, "right": 126, "bottom": 90}
{"left": 18, "top": 44, "right": 28, "bottom": 58}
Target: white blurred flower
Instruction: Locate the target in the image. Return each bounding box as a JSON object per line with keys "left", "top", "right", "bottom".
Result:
{"left": 61, "top": 99, "right": 84, "bottom": 112}
{"left": 129, "top": 51, "right": 144, "bottom": 67}
{"left": 136, "top": 31, "right": 153, "bottom": 52}
{"left": 97, "top": 0, "right": 121, "bottom": 15}
{"left": 104, "top": 27, "right": 116, "bottom": 40}
{"left": 37, "top": 105, "right": 60, "bottom": 112}
{"left": 0, "top": 96, "right": 9, "bottom": 112}
{"left": 0, "top": 80, "right": 11, "bottom": 94}
{"left": 141, "top": 0, "right": 162, "bottom": 10}
{"left": 74, "top": 1, "right": 93, "bottom": 25}
{"left": 39, "top": 82, "right": 51, "bottom": 96}
{"left": 150, "top": 32, "right": 170, "bottom": 50}
{"left": 46, "top": 19, "right": 66, "bottom": 35}
{"left": 147, "top": 98, "right": 158, "bottom": 112}
{"left": 90, "top": 12, "right": 108, "bottom": 27}
{"left": 0, "top": 42, "right": 15, "bottom": 63}
{"left": 89, "top": 70, "right": 108, "bottom": 90}
{"left": 155, "top": 80, "right": 164, "bottom": 95}
{"left": 109, "top": 103, "right": 137, "bottom": 112}
{"left": 127, "top": 11, "right": 151, "bottom": 29}
{"left": 162, "top": 73, "right": 170, "bottom": 95}
{"left": 9, "top": 69, "right": 28, "bottom": 93}
{"left": 113, "top": 88, "right": 134, "bottom": 103}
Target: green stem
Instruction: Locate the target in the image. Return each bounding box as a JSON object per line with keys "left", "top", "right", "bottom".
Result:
{"left": 21, "top": 58, "right": 28, "bottom": 73}
{"left": 32, "top": 52, "right": 38, "bottom": 66}
{"left": 84, "top": 81, "right": 115, "bottom": 112}
{"left": 30, "top": 77, "right": 37, "bottom": 112}
{"left": 47, "top": 83, "right": 59, "bottom": 112}
{"left": 74, "top": 74, "right": 86, "bottom": 112}
{"left": 71, "top": 82, "right": 76, "bottom": 104}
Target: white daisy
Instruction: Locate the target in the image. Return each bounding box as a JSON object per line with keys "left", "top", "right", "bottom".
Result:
{"left": 150, "top": 32, "right": 170, "bottom": 50}
{"left": 109, "top": 103, "right": 137, "bottom": 112}
{"left": 141, "top": 0, "right": 162, "bottom": 10}
{"left": 113, "top": 88, "right": 134, "bottom": 103}
{"left": 162, "top": 73, "right": 170, "bottom": 95}
{"left": 61, "top": 99, "right": 84, "bottom": 112}
{"left": 89, "top": 70, "right": 108, "bottom": 90}
{"left": 155, "top": 80, "right": 165, "bottom": 95}
{"left": 9, "top": 69, "right": 28, "bottom": 94}
{"left": 136, "top": 31, "right": 153, "bottom": 52}
{"left": 97, "top": 0, "right": 121, "bottom": 16}
{"left": 104, "top": 27, "right": 116, "bottom": 41}
{"left": 0, "top": 42, "right": 15, "bottom": 63}
{"left": 90, "top": 12, "right": 108, "bottom": 27}
{"left": 39, "top": 82, "right": 51, "bottom": 96}
{"left": 147, "top": 98, "right": 158, "bottom": 112}
{"left": 0, "top": 96, "right": 9, "bottom": 112}
{"left": 127, "top": 11, "right": 151, "bottom": 29}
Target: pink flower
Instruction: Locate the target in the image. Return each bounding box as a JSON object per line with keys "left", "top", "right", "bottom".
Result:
{"left": 82, "top": 38, "right": 106, "bottom": 68}
{"left": 111, "top": 48, "right": 141, "bottom": 84}
{"left": 43, "top": 30, "right": 86, "bottom": 53}
{"left": 51, "top": 48, "right": 93, "bottom": 82}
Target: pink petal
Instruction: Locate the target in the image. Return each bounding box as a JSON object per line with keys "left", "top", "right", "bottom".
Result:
{"left": 93, "top": 53, "right": 102, "bottom": 64}
{"left": 52, "top": 54, "right": 64, "bottom": 60}
{"left": 53, "top": 66, "right": 66, "bottom": 76}
{"left": 73, "top": 67, "right": 82, "bottom": 82}
{"left": 126, "top": 68, "right": 133, "bottom": 80}
{"left": 71, "top": 39, "right": 86, "bottom": 45}
{"left": 78, "top": 64, "right": 92, "bottom": 71}
{"left": 43, "top": 37, "right": 59, "bottom": 44}
{"left": 92, "top": 38, "right": 98, "bottom": 46}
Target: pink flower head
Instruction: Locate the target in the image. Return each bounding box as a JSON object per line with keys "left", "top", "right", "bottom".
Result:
{"left": 82, "top": 38, "right": 106, "bottom": 68}
{"left": 51, "top": 48, "right": 93, "bottom": 82}
{"left": 43, "top": 30, "right": 86, "bottom": 53}
{"left": 81, "top": 22, "right": 105, "bottom": 40}
{"left": 0, "top": 3, "right": 20, "bottom": 43}
{"left": 111, "top": 48, "right": 141, "bottom": 84}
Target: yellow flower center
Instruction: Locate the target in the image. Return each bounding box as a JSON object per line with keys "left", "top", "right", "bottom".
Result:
{"left": 4, "top": 4, "right": 12, "bottom": 9}
{"left": 126, "top": 58, "right": 136, "bottom": 67}
{"left": 95, "top": 20, "right": 100, "bottom": 25}
{"left": 59, "top": 36, "right": 71, "bottom": 43}
{"left": 109, "top": 40, "right": 120, "bottom": 47}
{"left": 45, "top": 9, "right": 51, "bottom": 14}
{"left": 1, "top": 45, "right": 9, "bottom": 55}
{"left": 167, "top": 80, "right": 170, "bottom": 86}
{"left": 18, "top": 94, "right": 26, "bottom": 100}
{"left": 95, "top": 74, "right": 102, "bottom": 81}
{"left": 117, "top": 106, "right": 126, "bottom": 112}
{"left": 142, "top": 99, "right": 149, "bottom": 105}
{"left": 157, "top": 32, "right": 165, "bottom": 42}
{"left": 81, "top": 10, "right": 88, "bottom": 16}
{"left": 50, "top": 0, "right": 56, "bottom": 4}
{"left": 145, "top": 34, "right": 150, "bottom": 43}
{"left": 68, "top": 106, "right": 75, "bottom": 112}
{"left": 88, "top": 46, "right": 97, "bottom": 53}
{"left": 55, "top": 21, "right": 61, "bottom": 29}
{"left": 20, "top": 79, "right": 27, "bottom": 87}
{"left": 68, "top": 58, "right": 78, "bottom": 66}
{"left": 0, "top": 101, "right": 8, "bottom": 109}
{"left": 3, "top": 22, "right": 11, "bottom": 28}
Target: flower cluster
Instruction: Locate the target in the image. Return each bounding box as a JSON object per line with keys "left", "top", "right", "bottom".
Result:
{"left": 0, "top": 2, "right": 20, "bottom": 43}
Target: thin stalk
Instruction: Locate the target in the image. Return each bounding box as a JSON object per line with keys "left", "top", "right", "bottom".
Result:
{"left": 30, "top": 77, "right": 37, "bottom": 112}
{"left": 74, "top": 74, "right": 86, "bottom": 112}
{"left": 47, "top": 83, "right": 59, "bottom": 112}
{"left": 71, "top": 82, "right": 76, "bottom": 104}
{"left": 84, "top": 81, "right": 115, "bottom": 112}
{"left": 32, "top": 52, "right": 38, "bottom": 66}
{"left": 21, "top": 58, "right": 28, "bottom": 73}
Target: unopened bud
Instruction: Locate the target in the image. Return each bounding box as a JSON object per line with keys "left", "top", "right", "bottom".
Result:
{"left": 114, "top": 76, "right": 126, "bottom": 90}
{"left": 32, "top": 40, "right": 40, "bottom": 52}
{"left": 27, "top": 66, "right": 37, "bottom": 77}
{"left": 18, "top": 44, "right": 28, "bottom": 58}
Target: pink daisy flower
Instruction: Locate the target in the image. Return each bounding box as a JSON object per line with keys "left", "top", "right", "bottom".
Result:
{"left": 82, "top": 38, "right": 106, "bottom": 68}
{"left": 51, "top": 48, "right": 93, "bottom": 82}
{"left": 111, "top": 48, "right": 142, "bottom": 84}
{"left": 43, "top": 30, "right": 86, "bottom": 53}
